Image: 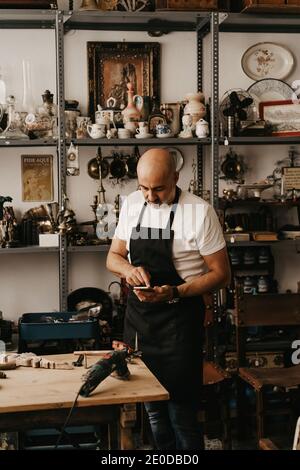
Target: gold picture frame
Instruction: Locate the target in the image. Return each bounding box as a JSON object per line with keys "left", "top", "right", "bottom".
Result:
{"left": 259, "top": 100, "right": 300, "bottom": 137}
{"left": 87, "top": 41, "right": 160, "bottom": 117}
{"left": 21, "top": 155, "right": 53, "bottom": 202}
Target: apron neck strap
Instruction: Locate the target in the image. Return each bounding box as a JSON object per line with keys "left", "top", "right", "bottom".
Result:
{"left": 167, "top": 186, "right": 181, "bottom": 230}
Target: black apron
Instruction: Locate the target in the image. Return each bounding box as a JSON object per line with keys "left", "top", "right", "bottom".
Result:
{"left": 124, "top": 187, "right": 205, "bottom": 402}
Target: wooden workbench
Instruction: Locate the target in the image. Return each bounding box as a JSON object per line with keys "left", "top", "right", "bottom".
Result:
{"left": 0, "top": 354, "right": 169, "bottom": 449}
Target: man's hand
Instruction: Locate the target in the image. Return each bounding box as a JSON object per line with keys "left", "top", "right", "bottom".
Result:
{"left": 134, "top": 285, "right": 173, "bottom": 303}
{"left": 126, "top": 266, "right": 151, "bottom": 287}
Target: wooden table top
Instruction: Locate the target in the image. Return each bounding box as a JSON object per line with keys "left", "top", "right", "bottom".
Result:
{"left": 0, "top": 354, "right": 169, "bottom": 414}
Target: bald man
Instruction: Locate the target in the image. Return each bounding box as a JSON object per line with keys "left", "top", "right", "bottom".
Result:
{"left": 106, "top": 148, "right": 230, "bottom": 450}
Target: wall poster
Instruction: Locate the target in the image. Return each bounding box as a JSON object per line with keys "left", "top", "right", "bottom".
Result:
{"left": 21, "top": 155, "right": 53, "bottom": 202}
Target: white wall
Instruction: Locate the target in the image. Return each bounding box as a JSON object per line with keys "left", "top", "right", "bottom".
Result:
{"left": 0, "top": 24, "right": 299, "bottom": 321}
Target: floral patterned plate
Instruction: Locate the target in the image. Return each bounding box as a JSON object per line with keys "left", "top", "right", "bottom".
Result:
{"left": 247, "top": 78, "right": 294, "bottom": 120}
{"left": 242, "top": 42, "right": 294, "bottom": 81}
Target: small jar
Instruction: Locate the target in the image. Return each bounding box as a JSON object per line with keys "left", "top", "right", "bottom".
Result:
{"left": 25, "top": 113, "right": 53, "bottom": 139}
{"left": 228, "top": 248, "right": 240, "bottom": 266}
{"left": 258, "top": 248, "right": 270, "bottom": 265}
{"left": 243, "top": 249, "right": 256, "bottom": 266}
{"left": 257, "top": 276, "right": 269, "bottom": 294}
{"left": 243, "top": 276, "right": 257, "bottom": 294}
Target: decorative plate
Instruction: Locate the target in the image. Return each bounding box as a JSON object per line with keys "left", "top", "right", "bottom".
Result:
{"left": 242, "top": 42, "right": 294, "bottom": 81}
{"left": 135, "top": 133, "right": 154, "bottom": 139}
{"left": 247, "top": 79, "right": 294, "bottom": 118}
{"left": 156, "top": 133, "right": 174, "bottom": 138}
{"left": 167, "top": 147, "right": 184, "bottom": 172}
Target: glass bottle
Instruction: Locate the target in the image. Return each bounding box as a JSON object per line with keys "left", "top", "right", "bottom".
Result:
{"left": 39, "top": 90, "right": 57, "bottom": 118}
{"left": 0, "top": 68, "right": 6, "bottom": 131}
{"left": 39, "top": 89, "right": 57, "bottom": 138}
{"left": 0, "top": 67, "right": 6, "bottom": 106}
{"left": 22, "top": 59, "right": 35, "bottom": 114}
{"left": 121, "top": 82, "right": 141, "bottom": 124}
{"left": 0, "top": 95, "right": 28, "bottom": 140}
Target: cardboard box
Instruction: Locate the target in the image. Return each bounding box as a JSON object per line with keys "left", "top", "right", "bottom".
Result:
{"left": 252, "top": 232, "right": 278, "bottom": 241}
{"left": 242, "top": 0, "right": 300, "bottom": 11}
{"left": 224, "top": 232, "right": 251, "bottom": 242}
{"left": 39, "top": 233, "right": 59, "bottom": 247}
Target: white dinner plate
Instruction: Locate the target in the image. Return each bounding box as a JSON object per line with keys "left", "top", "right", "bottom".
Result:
{"left": 167, "top": 147, "right": 184, "bottom": 172}
{"left": 242, "top": 42, "right": 294, "bottom": 81}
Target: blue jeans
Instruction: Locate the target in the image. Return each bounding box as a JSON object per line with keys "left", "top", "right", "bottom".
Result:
{"left": 144, "top": 400, "right": 204, "bottom": 450}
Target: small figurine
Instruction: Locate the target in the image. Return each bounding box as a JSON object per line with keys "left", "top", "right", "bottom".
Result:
{"left": 179, "top": 114, "right": 193, "bottom": 138}
{"left": 0, "top": 195, "right": 12, "bottom": 220}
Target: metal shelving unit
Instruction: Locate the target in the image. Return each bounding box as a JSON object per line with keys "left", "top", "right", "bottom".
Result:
{"left": 220, "top": 12, "right": 300, "bottom": 33}
{"left": 220, "top": 136, "right": 300, "bottom": 145}
{"left": 0, "top": 10, "right": 64, "bottom": 313}
{"left": 64, "top": 10, "right": 207, "bottom": 32}
{"left": 68, "top": 245, "right": 110, "bottom": 253}
{"left": 0, "top": 9, "right": 57, "bottom": 29}
{"left": 0, "top": 138, "right": 57, "bottom": 147}
{"left": 60, "top": 9, "right": 214, "bottom": 311}
{"left": 67, "top": 137, "right": 211, "bottom": 147}
{"left": 55, "top": 10, "right": 68, "bottom": 311}
{"left": 0, "top": 9, "right": 213, "bottom": 314}
{"left": 226, "top": 240, "right": 299, "bottom": 247}
{"left": 196, "top": 12, "right": 300, "bottom": 362}
{"left": 2, "top": 9, "right": 300, "bottom": 318}
{"left": 0, "top": 246, "right": 59, "bottom": 254}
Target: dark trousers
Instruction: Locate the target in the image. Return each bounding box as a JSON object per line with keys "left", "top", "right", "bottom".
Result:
{"left": 144, "top": 400, "right": 204, "bottom": 450}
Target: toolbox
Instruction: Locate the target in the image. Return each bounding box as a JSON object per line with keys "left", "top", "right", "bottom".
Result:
{"left": 18, "top": 311, "right": 101, "bottom": 342}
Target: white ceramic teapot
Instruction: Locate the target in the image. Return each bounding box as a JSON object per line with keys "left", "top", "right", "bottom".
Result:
{"left": 87, "top": 123, "right": 106, "bottom": 139}
{"left": 95, "top": 104, "right": 111, "bottom": 129}
{"left": 195, "top": 118, "right": 209, "bottom": 138}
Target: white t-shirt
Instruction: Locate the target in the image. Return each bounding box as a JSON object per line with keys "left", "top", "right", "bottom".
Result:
{"left": 114, "top": 189, "right": 226, "bottom": 282}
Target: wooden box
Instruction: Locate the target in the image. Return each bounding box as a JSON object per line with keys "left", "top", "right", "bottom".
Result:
{"left": 0, "top": 0, "right": 57, "bottom": 8}
{"left": 242, "top": 0, "right": 300, "bottom": 12}
{"left": 155, "top": 0, "right": 219, "bottom": 10}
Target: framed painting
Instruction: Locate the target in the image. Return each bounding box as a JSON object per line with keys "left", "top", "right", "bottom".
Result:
{"left": 259, "top": 99, "right": 300, "bottom": 136}
{"left": 21, "top": 155, "right": 53, "bottom": 202}
{"left": 87, "top": 41, "right": 160, "bottom": 118}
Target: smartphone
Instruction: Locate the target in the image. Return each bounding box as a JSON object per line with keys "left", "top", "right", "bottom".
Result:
{"left": 133, "top": 286, "right": 154, "bottom": 292}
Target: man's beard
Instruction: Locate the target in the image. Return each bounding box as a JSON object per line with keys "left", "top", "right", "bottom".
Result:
{"left": 147, "top": 199, "right": 171, "bottom": 209}
{"left": 146, "top": 200, "right": 161, "bottom": 209}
